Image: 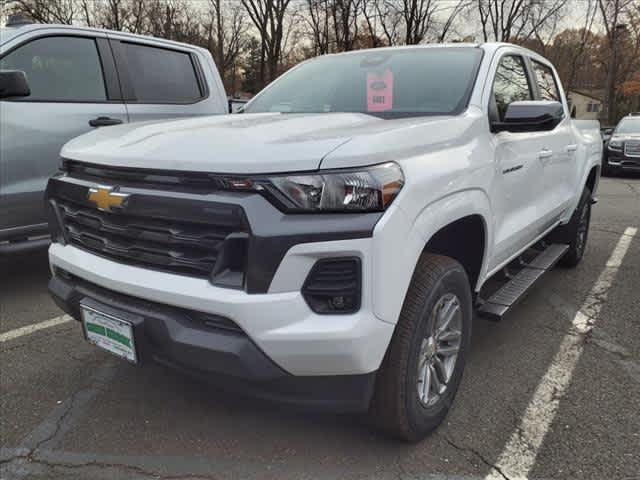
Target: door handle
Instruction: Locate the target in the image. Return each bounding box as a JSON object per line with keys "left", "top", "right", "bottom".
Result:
{"left": 538, "top": 149, "right": 553, "bottom": 160}
{"left": 89, "top": 116, "right": 123, "bottom": 127}
{"left": 566, "top": 144, "right": 578, "bottom": 153}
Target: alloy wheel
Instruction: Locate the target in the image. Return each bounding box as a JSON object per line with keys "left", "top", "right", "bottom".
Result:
{"left": 416, "top": 293, "right": 463, "bottom": 407}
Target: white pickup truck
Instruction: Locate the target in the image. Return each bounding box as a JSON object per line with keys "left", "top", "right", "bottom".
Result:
{"left": 46, "top": 43, "right": 601, "bottom": 441}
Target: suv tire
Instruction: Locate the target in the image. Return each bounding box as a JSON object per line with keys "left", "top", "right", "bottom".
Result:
{"left": 601, "top": 157, "right": 615, "bottom": 177}
{"left": 369, "top": 254, "right": 472, "bottom": 442}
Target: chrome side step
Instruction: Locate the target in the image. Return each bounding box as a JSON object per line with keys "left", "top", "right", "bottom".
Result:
{"left": 477, "top": 243, "right": 569, "bottom": 321}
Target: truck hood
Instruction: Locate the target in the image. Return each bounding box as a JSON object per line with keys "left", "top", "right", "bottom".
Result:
{"left": 61, "top": 112, "right": 461, "bottom": 174}
{"left": 62, "top": 113, "right": 389, "bottom": 174}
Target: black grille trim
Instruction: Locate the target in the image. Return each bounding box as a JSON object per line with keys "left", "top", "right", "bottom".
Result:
{"left": 63, "top": 159, "right": 250, "bottom": 193}
{"left": 56, "top": 198, "right": 245, "bottom": 279}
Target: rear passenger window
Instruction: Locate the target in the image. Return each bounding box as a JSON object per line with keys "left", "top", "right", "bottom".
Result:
{"left": 532, "top": 60, "right": 560, "bottom": 102}
{"left": 491, "top": 55, "right": 532, "bottom": 121}
{"left": 0, "top": 36, "right": 106, "bottom": 102}
{"left": 121, "top": 43, "right": 202, "bottom": 103}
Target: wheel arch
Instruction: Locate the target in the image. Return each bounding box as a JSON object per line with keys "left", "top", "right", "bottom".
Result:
{"left": 423, "top": 214, "right": 487, "bottom": 294}
{"left": 585, "top": 164, "right": 599, "bottom": 195}
{"left": 372, "top": 189, "right": 492, "bottom": 324}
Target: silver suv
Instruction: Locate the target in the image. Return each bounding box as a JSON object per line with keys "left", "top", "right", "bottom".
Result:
{"left": 0, "top": 19, "right": 228, "bottom": 254}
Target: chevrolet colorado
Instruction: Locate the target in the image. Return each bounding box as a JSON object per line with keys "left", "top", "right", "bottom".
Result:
{"left": 46, "top": 43, "right": 602, "bottom": 441}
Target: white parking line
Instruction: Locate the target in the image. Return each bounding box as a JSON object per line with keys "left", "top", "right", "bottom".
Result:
{"left": 485, "top": 226, "right": 638, "bottom": 480}
{"left": 0, "top": 315, "right": 73, "bottom": 343}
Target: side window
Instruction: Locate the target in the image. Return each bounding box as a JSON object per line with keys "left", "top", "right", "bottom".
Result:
{"left": 121, "top": 43, "right": 202, "bottom": 103}
{"left": 0, "top": 36, "right": 106, "bottom": 102}
{"left": 491, "top": 55, "right": 532, "bottom": 121}
{"left": 531, "top": 60, "right": 560, "bottom": 102}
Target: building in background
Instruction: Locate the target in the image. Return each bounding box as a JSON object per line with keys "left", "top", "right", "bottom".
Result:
{"left": 567, "top": 90, "right": 604, "bottom": 121}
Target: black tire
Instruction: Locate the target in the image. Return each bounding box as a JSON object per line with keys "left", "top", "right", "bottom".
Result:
{"left": 369, "top": 254, "right": 472, "bottom": 442}
{"left": 601, "top": 158, "right": 615, "bottom": 177}
{"left": 551, "top": 187, "right": 592, "bottom": 268}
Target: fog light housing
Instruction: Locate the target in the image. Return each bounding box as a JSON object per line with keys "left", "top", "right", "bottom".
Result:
{"left": 302, "top": 257, "right": 361, "bottom": 314}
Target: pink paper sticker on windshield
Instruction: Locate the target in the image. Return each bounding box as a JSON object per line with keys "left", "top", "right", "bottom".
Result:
{"left": 367, "top": 70, "right": 393, "bottom": 112}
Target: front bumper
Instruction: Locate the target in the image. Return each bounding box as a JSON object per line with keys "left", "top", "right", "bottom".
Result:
{"left": 49, "top": 239, "right": 394, "bottom": 377}
{"left": 606, "top": 150, "right": 640, "bottom": 171}
{"left": 49, "top": 267, "right": 378, "bottom": 413}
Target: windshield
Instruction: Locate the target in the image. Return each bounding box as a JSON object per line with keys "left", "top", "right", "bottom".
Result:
{"left": 615, "top": 117, "right": 640, "bottom": 135}
{"left": 245, "top": 48, "right": 483, "bottom": 118}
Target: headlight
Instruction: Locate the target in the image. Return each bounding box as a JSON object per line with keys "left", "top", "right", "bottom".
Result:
{"left": 261, "top": 162, "right": 404, "bottom": 212}
{"left": 608, "top": 139, "right": 623, "bottom": 150}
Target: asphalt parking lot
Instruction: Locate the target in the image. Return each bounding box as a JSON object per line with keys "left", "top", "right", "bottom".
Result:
{"left": 1, "top": 175, "right": 639, "bottom": 480}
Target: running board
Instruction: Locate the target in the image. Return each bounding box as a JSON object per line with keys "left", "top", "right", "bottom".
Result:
{"left": 477, "top": 244, "right": 569, "bottom": 321}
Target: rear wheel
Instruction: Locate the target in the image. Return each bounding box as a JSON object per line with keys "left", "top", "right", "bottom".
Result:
{"left": 551, "top": 187, "right": 592, "bottom": 268}
{"left": 369, "top": 254, "right": 472, "bottom": 442}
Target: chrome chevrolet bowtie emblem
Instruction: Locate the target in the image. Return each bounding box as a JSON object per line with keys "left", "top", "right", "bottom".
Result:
{"left": 87, "top": 186, "right": 129, "bottom": 211}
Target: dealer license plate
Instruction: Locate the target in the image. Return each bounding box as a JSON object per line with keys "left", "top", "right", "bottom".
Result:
{"left": 81, "top": 304, "right": 137, "bottom": 364}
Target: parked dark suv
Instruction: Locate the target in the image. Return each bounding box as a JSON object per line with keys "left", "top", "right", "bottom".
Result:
{"left": 603, "top": 115, "right": 640, "bottom": 175}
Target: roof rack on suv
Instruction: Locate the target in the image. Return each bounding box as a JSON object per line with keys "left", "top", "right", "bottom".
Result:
{"left": 6, "top": 14, "right": 33, "bottom": 27}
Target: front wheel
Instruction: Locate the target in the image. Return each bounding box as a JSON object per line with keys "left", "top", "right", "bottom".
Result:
{"left": 601, "top": 157, "right": 616, "bottom": 177}
{"left": 369, "top": 254, "right": 472, "bottom": 442}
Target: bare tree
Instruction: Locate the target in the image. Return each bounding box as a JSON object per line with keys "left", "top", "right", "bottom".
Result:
{"left": 207, "top": 0, "right": 248, "bottom": 90}
{"left": 360, "top": 0, "right": 381, "bottom": 47}
{"left": 85, "top": 0, "right": 142, "bottom": 33}
{"left": 100, "top": 0, "right": 125, "bottom": 30}
{"left": 436, "top": 0, "right": 470, "bottom": 42}
{"left": 146, "top": 0, "right": 202, "bottom": 43}
{"left": 477, "top": 0, "right": 568, "bottom": 43}
{"left": 8, "top": 0, "right": 75, "bottom": 24}
{"left": 364, "top": 0, "right": 468, "bottom": 46}
{"left": 565, "top": 0, "right": 599, "bottom": 91}
{"left": 0, "top": 1, "right": 9, "bottom": 24}
{"left": 372, "top": 0, "right": 403, "bottom": 45}
{"left": 401, "top": 0, "right": 437, "bottom": 44}
{"left": 242, "top": 0, "right": 292, "bottom": 85}
{"left": 598, "top": 0, "right": 638, "bottom": 123}
{"left": 305, "top": 0, "right": 332, "bottom": 54}
{"left": 330, "top": 0, "right": 361, "bottom": 50}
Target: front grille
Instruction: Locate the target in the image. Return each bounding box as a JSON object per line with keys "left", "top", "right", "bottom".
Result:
{"left": 57, "top": 199, "right": 241, "bottom": 278}
{"left": 624, "top": 140, "right": 640, "bottom": 157}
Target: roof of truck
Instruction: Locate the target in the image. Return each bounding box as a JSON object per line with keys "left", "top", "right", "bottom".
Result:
{"left": 0, "top": 23, "right": 206, "bottom": 52}
{"left": 305, "top": 42, "right": 546, "bottom": 63}
{"left": 0, "top": 26, "right": 22, "bottom": 45}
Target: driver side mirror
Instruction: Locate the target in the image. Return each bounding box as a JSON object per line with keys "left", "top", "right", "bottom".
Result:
{"left": 0, "top": 70, "right": 30, "bottom": 99}
{"left": 492, "top": 101, "right": 564, "bottom": 133}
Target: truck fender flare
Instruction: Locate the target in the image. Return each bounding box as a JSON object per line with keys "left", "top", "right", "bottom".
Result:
{"left": 371, "top": 189, "right": 492, "bottom": 324}
{"left": 562, "top": 155, "right": 601, "bottom": 225}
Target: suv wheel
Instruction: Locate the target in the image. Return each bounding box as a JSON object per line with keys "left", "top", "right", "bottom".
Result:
{"left": 369, "top": 254, "right": 472, "bottom": 442}
{"left": 601, "top": 157, "right": 615, "bottom": 177}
